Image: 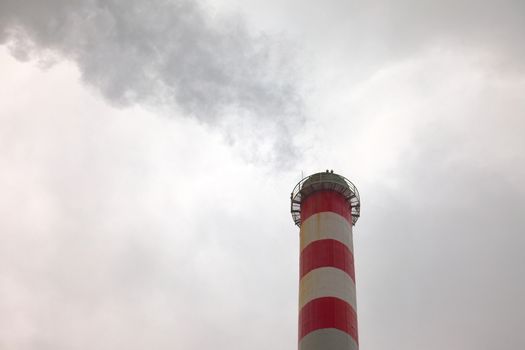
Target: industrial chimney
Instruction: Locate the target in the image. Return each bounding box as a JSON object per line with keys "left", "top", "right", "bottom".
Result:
{"left": 290, "top": 170, "right": 361, "bottom": 350}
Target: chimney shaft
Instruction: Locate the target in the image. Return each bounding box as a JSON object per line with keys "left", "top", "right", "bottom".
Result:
{"left": 291, "top": 172, "right": 360, "bottom": 350}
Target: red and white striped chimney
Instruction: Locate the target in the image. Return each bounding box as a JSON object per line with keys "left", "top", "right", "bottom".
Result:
{"left": 291, "top": 171, "right": 361, "bottom": 350}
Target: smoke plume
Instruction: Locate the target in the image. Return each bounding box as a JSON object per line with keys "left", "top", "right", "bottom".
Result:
{"left": 0, "top": 0, "right": 302, "bottom": 162}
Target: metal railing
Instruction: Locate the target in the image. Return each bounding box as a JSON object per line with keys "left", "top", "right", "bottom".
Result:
{"left": 290, "top": 172, "right": 361, "bottom": 226}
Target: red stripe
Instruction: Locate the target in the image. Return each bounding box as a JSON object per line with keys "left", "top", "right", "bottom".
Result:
{"left": 300, "top": 239, "right": 355, "bottom": 281}
{"left": 301, "top": 190, "right": 352, "bottom": 224}
{"left": 299, "top": 297, "right": 358, "bottom": 342}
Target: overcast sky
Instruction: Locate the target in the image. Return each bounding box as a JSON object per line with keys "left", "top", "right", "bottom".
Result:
{"left": 1, "top": 1, "right": 525, "bottom": 349}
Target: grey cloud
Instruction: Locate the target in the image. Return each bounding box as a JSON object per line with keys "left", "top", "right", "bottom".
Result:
{"left": 273, "top": 0, "right": 525, "bottom": 78}
{"left": 361, "top": 0, "right": 525, "bottom": 55}
{"left": 2, "top": 1, "right": 525, "bottom": 349}
{"left": 0, "top": 0, "right": 302, "bottom": 163}
{"left": 0, "top": 96, "right": 298, "bottom": 349}
{"left": 355, "top": 82, "right": 525, "bottom": 349}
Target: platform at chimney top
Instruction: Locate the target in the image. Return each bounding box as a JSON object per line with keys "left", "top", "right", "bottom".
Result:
{"left": 290, "top": 170, "right": 360, "bottom": 227}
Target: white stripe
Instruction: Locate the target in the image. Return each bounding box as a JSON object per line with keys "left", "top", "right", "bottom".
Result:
{"left": 300, "top": 328, "right": 358, "bottom": 350}
{"left": 300, "top": 212, "right": 353, "bottom": 252}
{"left": 299, "top": 267, "right": 357, "bottom": 311}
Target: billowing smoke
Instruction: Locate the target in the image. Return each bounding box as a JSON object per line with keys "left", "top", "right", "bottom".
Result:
{"left": 0, "top": 0, "right": 302, "bottom": 162}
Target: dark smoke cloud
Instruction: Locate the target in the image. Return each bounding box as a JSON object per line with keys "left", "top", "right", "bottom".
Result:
{"left": 0, "top": 0, "right": 302, "bottom": 162}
